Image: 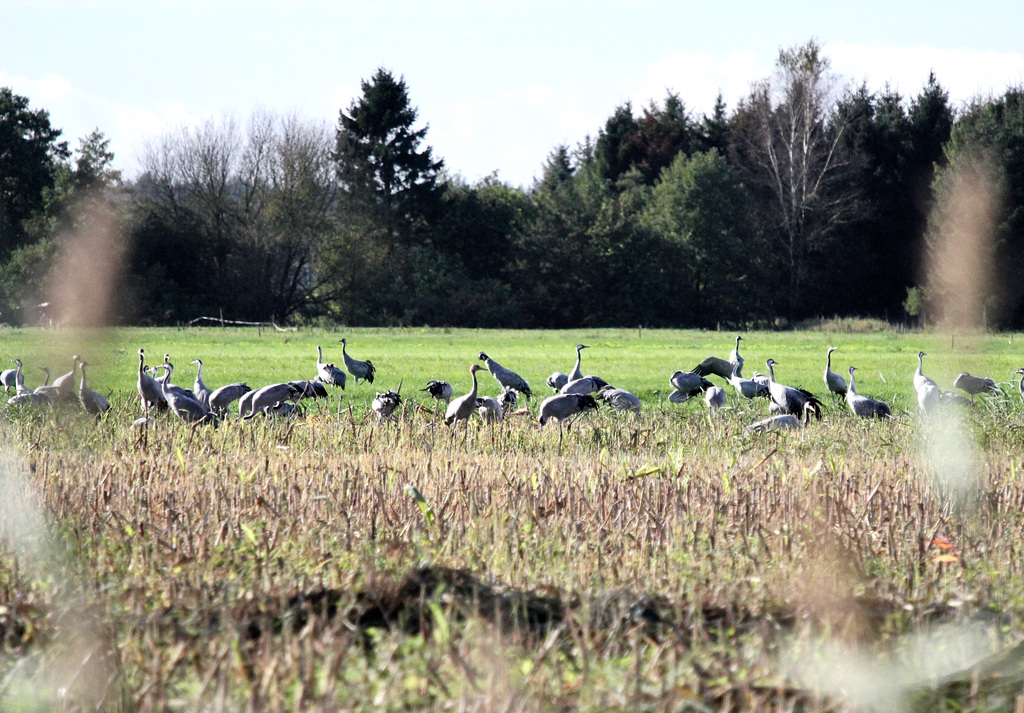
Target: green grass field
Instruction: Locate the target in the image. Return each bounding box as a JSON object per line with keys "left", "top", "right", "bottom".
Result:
{"left": 3, "top": 326, "right": 1024, "bottom": 712}
{"left": 3, "top": 324, "right": 1023, "bottom": 411}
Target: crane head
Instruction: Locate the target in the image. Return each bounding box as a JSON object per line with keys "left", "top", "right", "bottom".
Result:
{"left": 576, "top": 344, "right": 588, "bottom": 351}
{"left": 918, "top": 351, "right": 927, "bottom": 358}
{"left": 478, "top": 352, "right": 488, "bottom": 361}
{"left": 470, "top": 364, "right": 484, "bottom": 374}
{"left": 766, "top": 358, "right": 777, "bottom": 368}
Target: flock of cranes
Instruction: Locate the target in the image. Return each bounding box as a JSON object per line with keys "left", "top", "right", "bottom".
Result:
{"left": 3, "top": 336, "right": 1020, "bottom": 438}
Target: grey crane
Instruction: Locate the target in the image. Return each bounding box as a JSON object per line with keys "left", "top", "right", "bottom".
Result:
{"left": 568, "top": 344, "right": 589, "bottom": 382}
{"left": 727, "top": 361, "right": 769, "bottom": 399}
{"left": 7, "top": 360, "right": 28, "bottom": 397}
{"left": 0, "top": 360, "right": 21, "bottom": 393}
{"left": 1015, "top": 368, "right": 1024, "bottom": 400}
{"left": 77, "top": 361, "right": 110, "bottom": 416}
{"left": 824, "top": 347, "right": 847, "bottom": 400}
{"left": 52, "top": 354, "right": 81, "bottom": 401}
{"left": 340, "top": 338, "right": 375, "bottom": 384}
{"left": 845, "top": 367, "right": 892, "bottom": 419}
{"left": 692, "top": 335, "right": 745, "bottom": 380}
{"left": 538, "top": 393, "right": 599, "bottom": 427}
{"left": 596, "top": 385, "right": 641, "bottom": 413}
{"left": 744, "top": 402, "right": 815, "bottom": 434}
{"left": 561, "top": 375, "right": 608, "bottom": 395}
{"left": 914, "top": 351, "right": 939, "bottom": 413}
{"left": 316, "top": 345, "right": 347, "bottom": 390}
{"left": 498, "top": 386, "right": 518, "bottom": 413}
{"left": 546, "top": 372, "right": 569, "bottom": 392}
{"left": 668, "top": 371, "right": 714, "bottom": 403}
{"left": 208, "top": 382, "right": 251, "bottom": 417}
{"left": 191, "top": 359, "right": 213, "bottom": 409}
{"left": 154, "top": 355, "right": 198, "bottom": 402}
{"left": 137, "top": 349, "right": 168, "bottom": 414}
{"left": 953, "top": 372, "right": 999, "bottom": 399}
{"left": 764, "top": 359, "right": 823, "bottom": 419}
{"left": 445, "top": 364, "right": 485, "bottom": 426}
{"left": 476, "top": 395, "right": 504, "bottom": 422}
{"left": 239, "top": 382, "right": 309, "bottom": 419}
{"left": 158, "top": 363, "right": 217, "bottom": 426}
{"left": 11, "top": 368, "right": 59, "bottom": 406}
{"left": 479, "top": 351, "right": 532, "bottom": 398}
{"left": 704, "top": 385, "right": 726, "bottom": 409}
{"left": 288, "top": 380, "right": 329, "bottom": 401}
{"left": 914, "top": 351, "right": 937, "bottom": 392}
{"left": 372, "top": 387, "right": 402, "bottom": 422}
{"left": 421, "top": 380, "right": 453, "bottom": 414}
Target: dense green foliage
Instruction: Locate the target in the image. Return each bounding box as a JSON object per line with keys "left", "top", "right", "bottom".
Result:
{"left": 5, "top": 41, "right": 1024, "bottom": 329}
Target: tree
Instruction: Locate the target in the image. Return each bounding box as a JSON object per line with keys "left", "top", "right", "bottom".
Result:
{"left": 731, "top": 40, "right": 862, "bottom": 318}
{"left": 334, "top": 68, "right": 444, "bottom": 241}
{"left": 0, "top": 87, "right": 69, "bottom": 256}
{"left": 644, "top": 150, "right": 761, "bottom": 326}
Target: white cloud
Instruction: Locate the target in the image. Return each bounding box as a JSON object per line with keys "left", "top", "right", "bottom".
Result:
{"left": 827, "top": 42, "right": 1024, "bottom": 104}
{"left": 630, "top": 50, "right": 767, "bottom": 116}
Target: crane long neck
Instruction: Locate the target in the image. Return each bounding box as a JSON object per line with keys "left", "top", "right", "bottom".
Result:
{"left": 917, "top": 354, "right": 924, "bottom": 376}
{"left": 317, "top": 346, "right": 323, "bottom": 364}
{"left": 79, "top": 365, "right": 86, "bottom": 391}
{"left": 767, "top": 363, "right": 776, "bottom": 383}
{"left": 826, "top": 350, "right": 833, "bottom": 370}
{"left": 848, "top": 369, "right": 857, "bottom": 394}
{"left": 572, "top": 349, "right": 583, "bottom": 378}
{"left": 138, "top": 353, "right": 145, "bottom": 379}
{"left": 469, "top": 370, "right": 479, "bottom": 399}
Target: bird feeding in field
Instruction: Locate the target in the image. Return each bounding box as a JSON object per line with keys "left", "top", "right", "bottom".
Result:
{"left": 953, "top": 372, "right": 999, "bottom": 399}
{"left": 744, "top": 402, "right": 816, "bottom": 434}
{"left": 340, "top": 338, "right": 375, "bottom": 384}
{"left": 479, "top": 351, "right": 532, "bottom": 398}
{"left": 668, "top": 371, "right": 714, "bottom": 403}
{"left": 372, "top": 386, "right": 402, "bottom": 422}
{"left": 538, "top": 393, "right": 599, "bottom": 427}
{"left": 476, "top": 395, "right": 504, "bottom": 422}
{"left": 596, "top": 385, "right": 641, "bottom": 413}
{"left": 704, "top": 385, "right": 726, "bottom": 409}
{"left": 561, "top": 374, "right": 608, "bottom": 395}
{"left": 422, "top": 380, "right": 453, "bottom": 407}
{"left": 191, "top": 359, "right": 213, "bottom": 409}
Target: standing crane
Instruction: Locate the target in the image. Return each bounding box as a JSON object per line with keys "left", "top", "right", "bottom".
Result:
{"left": 78, "top": 361, "right": 110, "bottom": 416}
{"left": 158, "top": 363, "right": 217, "bottom": 426}
{"left": 668, "top": 371, "right": 714, "bottom": 403}
{"left": 479, "top": 352, "right": 532, "bottom": 398}
{"left": 52, "top": 355, "right": 81, "bottom": 401}
{"left": 728, "top": 361, "right": 769, "bottom": 399}
{"left": 340, "top": 338, "right": 375, "bottom": 384}
{"left": 208, "top": 382, "right": 251, "bottom": 417}
{"left": 316, "top": 345, "right": 347, "bottom": 390}
{"left": 764, "top": 359, "right": 823, "bottom": 419}
{"left": 845, "top": 367, "right": 892, "bottom": 419}
{"left": 823, "top": 347, "right": 847, "bottom": 400}
{"left": 191, "top": 359, "right": 213, "bottom": 409}
{"left": 914, "top": 351, "right": 939, "bottom": 413}
{"left": 568, "top": 344, "right": 589, "bottom": 382}
{"left": 445, "top": 364, "right": 485, "bottom": 426}
{"left": 0, "top": 360, "right": 21, "bottom": 393}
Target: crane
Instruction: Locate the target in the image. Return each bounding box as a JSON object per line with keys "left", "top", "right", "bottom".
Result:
{"left": 764, "top": 359, "right": 823, "bottom": 419}
{"left": 479, "top": 351, "right": 532, "bottom": 398}
{"left": 157, "top": 363, "right": 217, "bottom": 426}
{"left": 0, "top": 360, "right": 20, "bottom": 393}
{"left": 561, "top": 375, "right": 608, "bottom": 395}
{"left": 52, "top": 355, "right": 81, "bottom": 401}
{"left": 77, "top": 361, "right": 110, "bottom": 416}
{"left": 568, "top": 344, "right": 589, "bottom": 382}
{"left": 953, "top": 372, "right": 999, "bottom": 399}
{"left": 445, "top": 364, "right": 485, "bottom": 426}
{"left": 727, "top": 361, "right": 769, "bottom": 399}
{"left": 668, "top": 371, "right": 714, "bottom": 403}
{"left": 191, "top": 359, "right": 213, "bottom": 409}
{"left": 316, "top": 345, "right": 347, "bottom": 390}
{"left": 137, "top": 349, "right": 168, "bottom": 414}
{"left": 546, "top": 372, "right": 570, "bottom": 392}
{"left": 704, "top": 385, "right": 726, "bottom": 409}
{"left": 744, "top": 402, "right": 816, "bottom": 434}
{"left": 823, "top": 347, "right": 847, "bottom": 400}
{"left": 476, "top": 395, "right": 504, "bottom": 422}
{"left": 596, "top": 385, "right": 641, "bottom": 413}
{"left": 372, "top": 387, "right": 402, "bottom": 422}
{"left": 340, "top": 338, "right": 375, "bottom": 384}
{"left": 845, "top": 367, "right": 892, "bottom": 419}
{"left": 692, "top": 335, "right": 745, "bottom": 380}
{"left": 208, "top": 382, "right": 251, "bottom": 417}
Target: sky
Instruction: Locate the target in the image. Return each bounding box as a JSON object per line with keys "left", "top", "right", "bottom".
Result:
{"left": 4, "top": 1, "right": 1024, "bottom": 188}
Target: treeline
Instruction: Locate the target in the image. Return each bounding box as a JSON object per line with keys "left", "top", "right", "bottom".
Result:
{"left": 3, "top": 40, "right": 1024, "bottom": 329}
